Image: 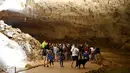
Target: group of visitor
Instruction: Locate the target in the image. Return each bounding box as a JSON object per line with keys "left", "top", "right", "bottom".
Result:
{"left": 41, "top": 41, "right": 101, "bottom": 68}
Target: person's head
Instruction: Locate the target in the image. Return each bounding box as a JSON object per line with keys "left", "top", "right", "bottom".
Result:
{"left": 85, "top": 42, "right": 88, "bottom": 44}
{"left": 80, "top": 44, "right": 83, "bottom": 46}
{"left": 86, "top": 44, "right": 88, "bottom": 47}
{"left": 48, "top": 50, "right": 51, "bottom": 53}
{"left": 72, "top": 44, "right": 75, "bottom": 47}
{"left": 52, "top": 43, "right": 54, "bottom": 46}
{"left": 49, "top": 43, "right": 51, "bottom": 45}
{"left": 75, "top": 44, "right": 78, "bottom": 48}
{"left": 44, "top": 40, "right": 46, "bottom": 42}
{"left": 44, "top": 40, "right": 48, "bottom": 45}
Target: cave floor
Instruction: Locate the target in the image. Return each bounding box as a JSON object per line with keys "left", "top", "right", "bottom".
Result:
{"left": 21, "top": 51, "right": 130, "bottom": 73}
{"left": 23, "top": 60, "right": 100, "bottom": 73}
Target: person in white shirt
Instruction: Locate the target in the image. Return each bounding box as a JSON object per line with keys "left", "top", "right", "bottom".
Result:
{"left": 90, "top": 46, "right": 95, "bottom": 61}
{"left": 53, "top": 44, "right": 59, "bottom": 61}
{"left": 90, "top": 47, "right": 94, "bottom": 52}
{"left": 71, "top": 44, "right": 79, "bottom": 68}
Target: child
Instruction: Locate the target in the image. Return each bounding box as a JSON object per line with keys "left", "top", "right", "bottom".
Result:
{"left": 48, "top": 50, "right": 54, "bottom": 66}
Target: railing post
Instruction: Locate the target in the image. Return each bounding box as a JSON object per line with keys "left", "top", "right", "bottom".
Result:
{"left": 14, "top": 67, "right": 16, "bottom": 73}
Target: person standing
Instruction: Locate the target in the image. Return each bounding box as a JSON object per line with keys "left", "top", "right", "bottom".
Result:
{"left": 67, "top": 44, "right": 71, "bottom": 60}
{"left": 94, "top": 47, "right": 103, "bottom": 61}
{"left": 53, "top": 44, "right": 59, "bottom": 61}
{"left": 65, "top": 44, "right": 69, "bottom": 60}
{"left": 59, "top": 47, "right": 65, "bottom": 67}
{"left": 42, "top": 46, "right": 49, "bottom": 67}
{"left": 71, "top": 44, "right": 79, "bottom": 68}
{"left": 84, "top": 44, "right": 89, "bottom": 53}
{"left": 90, "top": 46, "right": 95, "bottom": 61}
{"left": 42, "top": 40, "right": 49, "bottom": 67}
{"left": 78, "top": 44, "right": 84, "bottom": 59}
{"left": 48, "top": 50, "right": 54, "bottom": 67}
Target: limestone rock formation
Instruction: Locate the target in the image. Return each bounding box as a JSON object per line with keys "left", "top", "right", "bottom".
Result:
{"left": 0, "top": 20, "right": 42, "bottom": 60}
{"left": 0, "top": 0, "right": 130, "bottom": 50}
{"left": 0, "top": 0, "right": 129, "bottom": 50}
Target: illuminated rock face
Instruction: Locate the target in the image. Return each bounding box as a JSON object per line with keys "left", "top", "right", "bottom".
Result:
{"left": 0, "top": 32, "right": 27, "bottom": 68}
{"left": 0, "top": 0, "right": 26, "bottom": 11}
{"left": 0, "top": 0, "right": 130, "bottom": 49}
{"left": 0, "top": 20, "right": 42, "bottom": 72}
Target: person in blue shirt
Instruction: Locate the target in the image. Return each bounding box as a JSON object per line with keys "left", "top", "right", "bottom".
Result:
{"left": 94, "top": 48, "right": 104, "bottom": 61}
{"left": 48, "top": 50, "right": 54, "bottom": 66}
{"left": 84, "top": 51, "right": 89, "bottom": 60}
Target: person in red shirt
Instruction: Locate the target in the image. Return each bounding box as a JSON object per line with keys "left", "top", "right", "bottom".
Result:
{"left": 84, "top": 44, "right": 89, "bottom": 52}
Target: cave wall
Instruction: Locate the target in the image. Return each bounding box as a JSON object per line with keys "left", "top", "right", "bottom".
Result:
{"left": 0, "top": 0, "right": 130, "bottom": 49}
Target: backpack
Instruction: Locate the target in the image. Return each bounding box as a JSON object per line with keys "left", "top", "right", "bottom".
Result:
{"left": 42, "top": 49, "right": 47, "bottom": 56}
